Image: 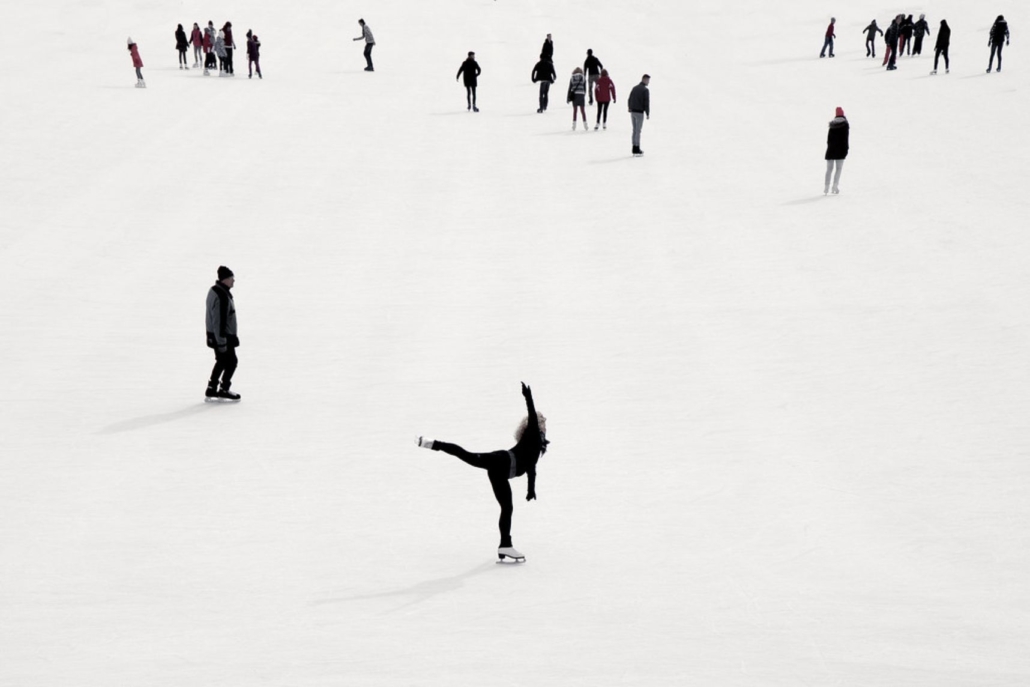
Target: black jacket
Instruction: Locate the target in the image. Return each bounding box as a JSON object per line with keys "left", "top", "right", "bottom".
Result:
{"left": 990, "top": 20, "right": 1009, "bottom": 45}
{"left": 628, "top": 82, "right": 649, "bottom": 115}
{"left": 541, "top": 38, "right": 553, "bottom": 60}
{"left": 914, "top": 19, "right": 931, "bottom": 38}
{"left": 175, "top": 27, "right": 189, "bottom": 50}
{"left": 511, "top": 385, "right": 547, "bottom": 500}
{"left": 532, "top": 58, "right": 555, "bottom": 83}
{"left": 456, "top": 58, "right": 481, "bottom": 87}
{"left": 935, "top": 22, "right": 951, "bottom": 50}
{"left": 863, "top": 22, "right": 883, "bottom": 40}
{"left": 885, "top": 22, "right": 900, "bottom": 46}
{"left": 583, "top": 54, "right": 603, "bottom": 75}
{"left": 825, "top": 116, "right": 849, "bottom": 160}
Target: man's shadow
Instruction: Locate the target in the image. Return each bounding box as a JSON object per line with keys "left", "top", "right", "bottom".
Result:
{"left": 97, "top": 403, "right": 215, "bottom": 435}
{"left": 313, "top": 561, "right": 501, "bottom": 613}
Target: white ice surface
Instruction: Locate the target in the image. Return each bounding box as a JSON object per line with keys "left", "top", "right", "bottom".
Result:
{"left": 1, "top": 0, "right": 1029, "bottom": 685}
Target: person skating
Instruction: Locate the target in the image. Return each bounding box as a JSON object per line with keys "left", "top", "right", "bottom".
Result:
{"left": 628, "top": 74, "right": 650, "bottom": 155}
{"left": 987, "top": 15, "right": 1010, "bottom": 73}
{"left": 214, "top": 30, "right": 228, "bottom": 76}
{"left": 416, "top": 382, "right": 549, "bottom": 562}
{"left": 456, "top": 51, "right": 481, "bottom": 112}
{"left": 863, "top": 20, "right": 883, "bottom": 58}
{"left": 584, "top": 49, "right": 603, "bottom": 104}
{"left": 541, "top": 33, "right": 554, "bottom": 61}
{"left": 175, "top": 24, "right": 190, "bottom": 69}
{"left": 531, "top": 53, "right": 555, "bottom": 113}
{"left": 203, "top": 21, "right": 216, "bottom": 75}
{"left": 820, "top": 17, "right": 836, "bottom": 58}
{"left": 931, "top": 20, "right": 951, "bottom": 74}
{"left": 913, "top": 14, "right": 931, "bottom": 55}
{"left": 222, "top": 22, "right": 237, "bottom": 75}
{"left": 354, "top": 19, "right": 375, "bottom": 71}
{"left": 884, "top": 15, "right": 901, "bottom": 70}
{"left": 900, "top": 14, "right": 914, "bottom": 55}
{"left": 824, "top": 107, "right": 849, "bottom": 195}
{"left": 594, "top": 68, "right": 616, "bottom": 130}
{"left": 567, "top": 67, "right": 587, "bottom": 130}
{"left": 190, "top": 22, "right": 203, "bottom": 68}
{"left": 127, "top": 37, "right": 145, "bottom": 88}
{"left": 246, "top": 30, "right": 262, "bottom": 78}
{"left": 206, "top": 266, "right": 241, "bottom": 401}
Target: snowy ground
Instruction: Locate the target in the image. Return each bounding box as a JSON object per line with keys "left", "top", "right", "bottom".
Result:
{"left": 2, "top": 0, "right": 1029, "bottom": 685}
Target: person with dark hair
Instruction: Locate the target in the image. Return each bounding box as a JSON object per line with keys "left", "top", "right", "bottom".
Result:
{"left": 820, "top": 17, "right": 836, "bottom": 58}
{"left": 203, "top": 21, "right": 216, "bottom": 75}
{"left": 863, "top": 19, "right": 883, "bottom": 58}
{"left": 567, "top": 67, "right": 587, "bottom": 130}
{"left": 913, "top": 14, "right": 931, "bottom": 55}
{"left": 206, "top": 266, "right": 241, "bottom": 401}
{"left": 541, "top": 33, "right": 554, "bottom": 61}
{"left": 222, "top": 22, "right": 236, "bottom": 75}
{"left": 127, "top": 37, "right": 145, "bottom": 88}
{"left": 190, "top": 23, "right": 203, "bottom": 68}
{"left": 531, "top": 53, "right": 555, "bottom": 113}
{"left": 583, "top": 49, "right": 603, "bottom": 104}
{"left": 931, "top": 20, "right": 951, "bottom": 74}
{"left": 987, "top": 15, "right": 1010, "bottom": 73}
{"left": 628, "top": 74, "right": 650, "bottom": 156}
{"left": 456, "top": 51, "right": 481, "bottom": 112}
{"left": 884, "top": 15, "right": 902, "bottom": 70}
{"left": 900, "top": 14, "right": 914, "bottom": 55}
{"left": 594, "top": 68, "right": 616, "bottom": 130}
{"left": 246, "top": 30, "right": 262, "bottom": 78}
{"left": 354, "top": 19, "right": 375, "bottom": 71}
{"left": 417, "top": 382, "right": 549, "bottom": 563}
{"left": 824, "top": 107, "right": 849, "bottom": 195}
{"left": 175, "top": 24, "right": 190, "bottom": 69}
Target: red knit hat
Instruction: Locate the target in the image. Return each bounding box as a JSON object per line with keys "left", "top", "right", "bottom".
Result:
{"left": 836, "top": 107, "right": 845, "bottom": 117}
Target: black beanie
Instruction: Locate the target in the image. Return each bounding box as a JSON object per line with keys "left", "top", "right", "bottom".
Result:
{"left": 218, "top": 265, "right": 234, "bottom": 280}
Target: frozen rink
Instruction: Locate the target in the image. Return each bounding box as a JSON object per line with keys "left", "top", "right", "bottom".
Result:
{"left": 1, "top": 0, "right": 1028, "bottom": 685}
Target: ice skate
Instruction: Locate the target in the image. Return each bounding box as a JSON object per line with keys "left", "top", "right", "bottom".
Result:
{"left": 832, "top": 187, "right": 840, "bottom": 195}
{"left": 416, "top": 436, "right": 435, "bottom": 449}
{"left": 603, "top": 123, "right": 607, "bottom": 130}
{"left": 214, "top": 385, "right": 240, "bottom": 401}
{"left": 824, "top": 185, "right": 829, "bottom": 195}
{"left": 930, "top": 70, "right": 937, "bottom": 75}
{"left": 205, "top": 382, "right": 218, "bottom": 399}
{"left": 497, "top": 546, "right": 525, "bottom": 563}
{"left": 572, "top": 121, "right": 577, "bottom": 131}
{"left": 594, "top": 123, "right": 599, "bottom": 130}
{"left": 473, "top": 106, "right": 479, "bottom": 112}
{"left": 203, "top": 69, "right": 210, "bottom": 76}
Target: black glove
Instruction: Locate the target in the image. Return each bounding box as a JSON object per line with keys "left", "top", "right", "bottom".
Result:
{"left": 526, "top": 492, "right": 536, "bottom": 501}
{"left": 521, "top": 382, "right": 530, "bottom": 397}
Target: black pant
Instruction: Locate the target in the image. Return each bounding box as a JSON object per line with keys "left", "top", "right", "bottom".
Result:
{"left": 913, "top": 34, "right": 925, "bottom": 54}
{"left": 866, "top": 38, "right": 876, "bottom": 57}
{"left": 465, "top": 86, "right": 477, "bottom": 109}
{"left": 225, "top": 47, "right": 234, "bottom": 74}
{"left": 178, "top": 49, "right": 188, "bottom": 65}
{"left": 210, "top": 346, "right": 238, "bottom": 388}
{"left": 596, "top": 101, "right": 610, "bottom": 124}
{"left": 538, "top": 81, "right": 550, "bottom": 111}
{"left": 433, "top": 441, "right": 513, "bottom": 547}
{"left": 205, "top": 52, "right": 216, "bottom": 69}
{"left": 934, "top": 47, "right": 949, "bottom": 71}
{"left": 364, "top": 43, "right": 374, "bottom": 69}
{"left": 887, "top": 43, "right": 898, "bottom": 69}
{"left": 989, "top": 43, "right": 1004, "bottom": 71}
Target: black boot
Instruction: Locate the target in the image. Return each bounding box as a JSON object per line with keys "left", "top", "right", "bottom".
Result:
{"left": 217, "top": 382, "right": 241, "bottom": 400}
{"left": 206, "top": 380, "right": 219, "bottom": 398}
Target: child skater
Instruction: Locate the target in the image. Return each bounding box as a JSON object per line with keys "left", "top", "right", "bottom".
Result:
{"left": 417, "top": 382, "right": 550, "bottom": 562}
{"left": 568, "top": 67, "right": 587, "bottom": 130}
{"left": 594, "top": 68, "right": 616, "bottom": 130}
{"left": 128, "top": 37, "right": 145, "bottom": 88}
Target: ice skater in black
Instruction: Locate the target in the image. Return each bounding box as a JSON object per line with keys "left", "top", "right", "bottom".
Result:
{"left": 417, "top": 383, "right": 549, "bottom": 561}
{"left": 456, "top": 51, "right": 481, "bottom": 111}
{"left": 932, "top": 20, "right": 950, "bottom": 74}
{"left": 863, "top": 20, "right": 883, "bottom": 58}
{"left": 532, "top": 53, "right": 556, "bottom": 113}
{"left": 205, "top": 266, "right": 241, "bottom": 400}
{"left": 987, "top": 15, "right": 1010, "bottom": 73}
{"left": 913, "top": 14, "right": 931, "bottom": 55}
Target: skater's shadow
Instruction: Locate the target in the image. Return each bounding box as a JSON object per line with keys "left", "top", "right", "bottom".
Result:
{"left": 588, "top": 157, "right": 634, "bottom": 165}
{"left": 97, "top": 403, "right": 214, "bottom": 435}
{"left": 314, "top": 561, "right": 496, "bottom": 613}
{"left": 783, "top": 195, "right": 828, "bottom": 206}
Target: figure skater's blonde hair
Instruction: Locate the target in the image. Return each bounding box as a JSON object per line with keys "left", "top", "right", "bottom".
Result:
{"left": 514, "top": 412, "right": 547, "bottom": 442}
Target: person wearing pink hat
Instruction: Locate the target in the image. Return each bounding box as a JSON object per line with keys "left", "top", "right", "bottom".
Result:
{"left": 824, "top": 107, "right": 849, "bottom": 195}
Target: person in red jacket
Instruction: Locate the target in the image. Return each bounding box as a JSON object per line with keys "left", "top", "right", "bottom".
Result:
{"left": 593, "top": 69, "right": 616, "bottom": 130}
{"left": 820, "top": 17, "right": 836, "bottom": 58}
{"left": 190, "top": 23, "right": 203, "bottom": 68}
{"left": 127, "top": 37, "right": 145, "bottom": 88}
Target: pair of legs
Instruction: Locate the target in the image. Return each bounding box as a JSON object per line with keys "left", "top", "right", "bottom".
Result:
{"left": 433, "top": 441, "right": 514, "bottom": 548}
{"left": 209, "top": 346, "right": 238, "bottom": 390}
{"left": 249, "top": 58, "right": 261, "bottom": 78}
{"left": 596, "top": 101, "right": 609, "bottom": 125}
{"left": 178, "top": 49, "right": 188, "bottom": 66}
{"left": 205, "top": 51, "right": 216, "bottom": 69}
{"left": 225, "top": 48, "right": 234, "bottom": 74}
{"left": 824, "top": 159, "right": 844, "bottom": 193}
{"left": 988, "top": 43, "right": 1004, "bottom": 71}
{"left": 587, "top": 74, "right": 599, "bottom": 104}
{"left": 886, "top": 45, "right": 898, "bottom": 69}
{"left": 363, "top": 43, "right": 374, "bottom": 70}
{"left": 572, "top": 103, "right": 586, "bottom": 122}
{"left": 934, "top": 47, "right": 949, "bottom": 71}
{"left": 135, "top": 67, "right": 143, "bottom": 81}
{"left": 820, "top": 36, "right": 834, "bottom": 57}
{"left": 193, "top": 44, "right": 203, "bottom": 64}
{"left": 865, "top": 38, "right": 876, "bottom": 57}
{"left": 538, "top": 81, "right": 550, "bottom": 111}
{"left": 631, "top": 111, "right": 645, "bottom": 151}
{"left": 465, "top": 86, "right": 477, "bottom": 110}
{"left": 913, "top": 34, "right": 925, "bottom": 54}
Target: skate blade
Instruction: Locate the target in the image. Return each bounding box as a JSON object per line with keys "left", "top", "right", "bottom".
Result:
{"left": 497, "top": 555, "right": 526, "bottom": 564}
{"left": 204, "top": 397, "right": 241, "bottom": 403}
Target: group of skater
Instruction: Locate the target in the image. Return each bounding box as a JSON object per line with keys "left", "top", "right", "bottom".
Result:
{"left": 824, "top": 14, "right": 1010, "bottom": 74}
{"left": 127, "top": 20, "right": 263, "bottom": 87}
{"left": 201, "top": 265, "right": 549, "bottom": 562}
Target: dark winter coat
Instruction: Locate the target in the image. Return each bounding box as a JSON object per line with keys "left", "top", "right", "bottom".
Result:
{"left": 191, "top": 27, "right": 203, "bottom": 48}
{"left": 510, "top": 386, "right": 547, "bottom": 499}
{"left": 885, "top": 22, "right": 900, "bottom": 47}
{"left": 456, "top": 58, "right": 481, "bottom": 86}
{"left": 628, "top": 82, "right": 650, "bottom": 115}
{"left": 541, "top": 38, "right": 554, "bottom": 60}
{"left": 901, "top": 17, "right": 914, "bottom": 39}
{"left": 863, "top": 22, "right": 883, "bottom": 40}
{"left": 129, "top": 43, "right": 143, "bottom": 68}
{"left": 223, "top": 23, "right": 236, "bottom": 49}
{"left": 914, "top": 19, "right": 931, "bottom": 38}
{"left": 175, "top": 27, "right": 188, "bottom": 51}
{"left": 531, "top": 58, "right": 555, "bottom": 83}
{"left": 825, "top": 22, "right": 836, "bottom": 38}
{"left": 990, "top": 19, "right": 1009, "bottom": 45}
{"left": 595, "top": 74, "right": 616, "bottom": 103}
{"left": 935, "top": 22, "right": 951, "bottom": 50}
{"left": 825, "top": 116, "right": 849, "bottom": 160}
{"left": 584, "top": 54, "right": 603, "bottom": 75}
{"left": 247, "top": 36, "right": 260, "bottom": 60}
{"left": 206, "top": 282, "right": 239, "bottom": 350}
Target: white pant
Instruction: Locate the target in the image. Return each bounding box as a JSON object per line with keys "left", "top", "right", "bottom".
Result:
{"left": 825, "top": 159, "right": 844, "bottom": 190}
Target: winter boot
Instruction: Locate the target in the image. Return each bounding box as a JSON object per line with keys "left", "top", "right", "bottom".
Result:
{"left": 416, "top": 436, "right": 435, "bottom": 449}
{"left": 498, "top": 546, "right": 525, "bottom": 562}
{"left": 205, "top": 381, "right": 219, "bottom": 398}
{"left": 217, "top": 384, "right": 240, "bottom": 400}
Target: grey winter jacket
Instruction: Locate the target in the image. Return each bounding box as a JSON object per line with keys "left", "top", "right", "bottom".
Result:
{"left": 206, "top": 282, "right": 238, "bottom": 350}
{"left": 214, "top": 35, "right": 227, "bottom": 58}
{"left": 628, "top": 82, "right": 650, "bottom": 115}
{"left": 358, "top": 24, "right": 375, "bottom": 44}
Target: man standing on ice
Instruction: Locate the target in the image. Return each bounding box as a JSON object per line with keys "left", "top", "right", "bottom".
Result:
{"left": 206, "top": 266, "right": 241, "bottom": 401}
{"left": 824, "top": 107, "right": 849, "bottom": 195}
{"left": 416, "top": 383, "right": 549, "bottom": 563}
{"left": 628, "top": 74, "right": 650, "bottom": 156}
{"left": 456, "top": 51, "right": 481, "bottom": 112}
{"left": 912, "top": 14, "right": 931, "bottom": 55}
{"left": 532, "top": 52, "right": 555, "bottom": 113}
{"left": 354, "top": 19, "right": 375, "bottom": 71}
{"left": 820, "top": 17, "right": 836, "bottom": 58}
{"left": 583, "top": 49, "right": 603, "bottom": 104}
{"left": 541, "top": 33, "right": 554, "bottom": 62}
{"left": 987, "top": 15, "right": 1010, "bottom": 73}
{"left": 863, "top": 19, "right": 883, "bottom": 58}
{"left": 884, "top": 15, "right": 901, "bottom": 70}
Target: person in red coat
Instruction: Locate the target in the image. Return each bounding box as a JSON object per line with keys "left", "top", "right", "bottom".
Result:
{"left": 127, "top": 37, "right": 145, "bottom": 88}
{"left": 190, "top": 23, "right": 203, "bottom": 67}
{"left": 593, "top": 68, "right": 616, "bottom": 130}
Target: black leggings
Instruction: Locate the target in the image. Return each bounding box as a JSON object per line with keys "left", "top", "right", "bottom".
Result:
{"left": 596, "top": 101, "right": 610, "bottom": 124}
{"left": 989, "top": 43, "right": 1004, "bottom": 71}
{"left": 465, "top": 86, "right": 477, "bottom": 108}
{"left": 210, "top": 346, "right": 238, "bottom": 387}
{"left": 433, "top": 441, "right": 513, "bottom": 547}
{"left": 934, "top": 47, "right": 949, "bottom": 71}
{"left": 178, "top": 49, "right": 188, "bottom": 65}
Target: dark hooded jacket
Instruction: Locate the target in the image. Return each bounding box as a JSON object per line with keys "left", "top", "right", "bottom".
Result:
{"left": 935, "top": 22, "right": 951, "bottom": 50}
{"left": 825, "top": 116, "right": 849, "bottom": 160}
{"left": 990, "top": 18, "right": 1009, "bottom": 45}
{"left": 456, "top": 58, "right": 481, "bottom": 86}
{"left": 532, "top": 58, "right": 555, "bottom": 83}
